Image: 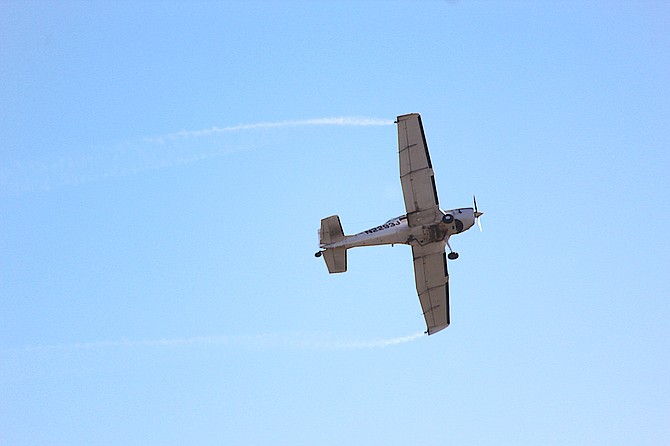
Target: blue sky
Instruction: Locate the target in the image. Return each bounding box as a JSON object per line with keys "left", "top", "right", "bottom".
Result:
{"left": 1, "top": 1, "right": 669, "bottom": 445}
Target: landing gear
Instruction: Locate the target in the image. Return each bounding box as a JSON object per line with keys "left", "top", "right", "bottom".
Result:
{"left": 446, "top": 238, "right": 459, "bottom": 260}
{"left": 314, "top": 251, "right": 323, "bottom": 258}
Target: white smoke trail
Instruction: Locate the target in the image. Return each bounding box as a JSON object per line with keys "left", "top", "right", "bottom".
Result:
{"left": 298, "top": 331, "right": 425, "bottom": 350}
{"left": 1, "top": 116, "right": 393, "bottom": 195}
{"left": 148, "top": 116, "right": 394, "bottom": 142}
{"left": 6, "top": 331, "right": 424, "bottom": 354}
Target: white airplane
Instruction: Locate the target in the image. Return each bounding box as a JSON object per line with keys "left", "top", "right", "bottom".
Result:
{"left": 315, "top": 113, "right": 482, "bottom": 335}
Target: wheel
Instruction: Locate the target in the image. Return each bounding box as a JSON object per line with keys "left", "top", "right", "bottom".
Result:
{"left": 448, "top": 252, "right": 459, "bottom": 260}
{"left": 315, "top": 251, "right": 322, "bottom": 258}
{"left": 442, "top": 214, "right": 454, "bottom": 224}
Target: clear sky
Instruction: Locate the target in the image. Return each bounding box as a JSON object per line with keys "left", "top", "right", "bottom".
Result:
{"left": 1, "top": 1, "right": 669, "bottom": 445}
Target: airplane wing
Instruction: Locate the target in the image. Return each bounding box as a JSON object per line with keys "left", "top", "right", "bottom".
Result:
{"left": 397, "top": 113, "right": 441, "bottom": 227}
{"left": 411, "top": 241, "right": 450, "bottom": 335}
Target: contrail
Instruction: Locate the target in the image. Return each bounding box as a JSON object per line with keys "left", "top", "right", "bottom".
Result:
{"left": 5, "top": 331, "right": 424, "bottom": 354}
{"left": 1, "top": 116, "right": 393, "bottom": 195}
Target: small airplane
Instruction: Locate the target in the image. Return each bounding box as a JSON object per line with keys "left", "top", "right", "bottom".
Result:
{"left": 315, "top": 113, "right": 483, "bottom": 335}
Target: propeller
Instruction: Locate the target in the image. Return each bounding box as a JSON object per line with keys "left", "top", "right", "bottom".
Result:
{"left": 473, "top": 195, "right": 483, "bottom": 232}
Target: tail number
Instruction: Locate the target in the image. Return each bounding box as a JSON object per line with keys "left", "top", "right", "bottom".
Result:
{"left": 364, "top": 220, "right": 400, "bottom": 235}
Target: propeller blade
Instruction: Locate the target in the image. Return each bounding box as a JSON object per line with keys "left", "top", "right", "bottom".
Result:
{"left": 473, "top": 195, "right": 483, "bottom": 231}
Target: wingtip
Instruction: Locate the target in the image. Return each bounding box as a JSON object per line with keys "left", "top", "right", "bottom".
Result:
{"left": 426, "top": 324, "right": 449, "bottom": 336}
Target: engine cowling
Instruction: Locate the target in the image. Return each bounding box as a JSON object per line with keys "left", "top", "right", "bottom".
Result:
{"left": 441, "top": 208, "right": 476, "bottom": 234}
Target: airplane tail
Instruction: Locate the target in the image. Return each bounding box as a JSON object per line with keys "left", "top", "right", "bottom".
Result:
{"left": 319, "top": 215, "right": 348, "bottom": 273}
{"left": 323, "top": 247, "right": 347, "bottom": 273}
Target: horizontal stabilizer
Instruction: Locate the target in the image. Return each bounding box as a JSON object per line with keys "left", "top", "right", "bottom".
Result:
{"left": 323, "top": 247, "right": 347, "bottom": 273}
{"left": 319, "top": 215, "right": 345, "bottom": 246}
{"left": 319, "top": 215, "right": 347, "bottom": 273}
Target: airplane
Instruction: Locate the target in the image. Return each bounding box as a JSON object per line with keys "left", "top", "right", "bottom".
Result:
{"left": 315, "top": 113, "right": 483, "bottom": 335}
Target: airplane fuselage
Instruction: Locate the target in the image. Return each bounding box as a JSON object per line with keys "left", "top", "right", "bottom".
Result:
{"left": 320, "top": 207, "right": 477, "bottom": 251}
